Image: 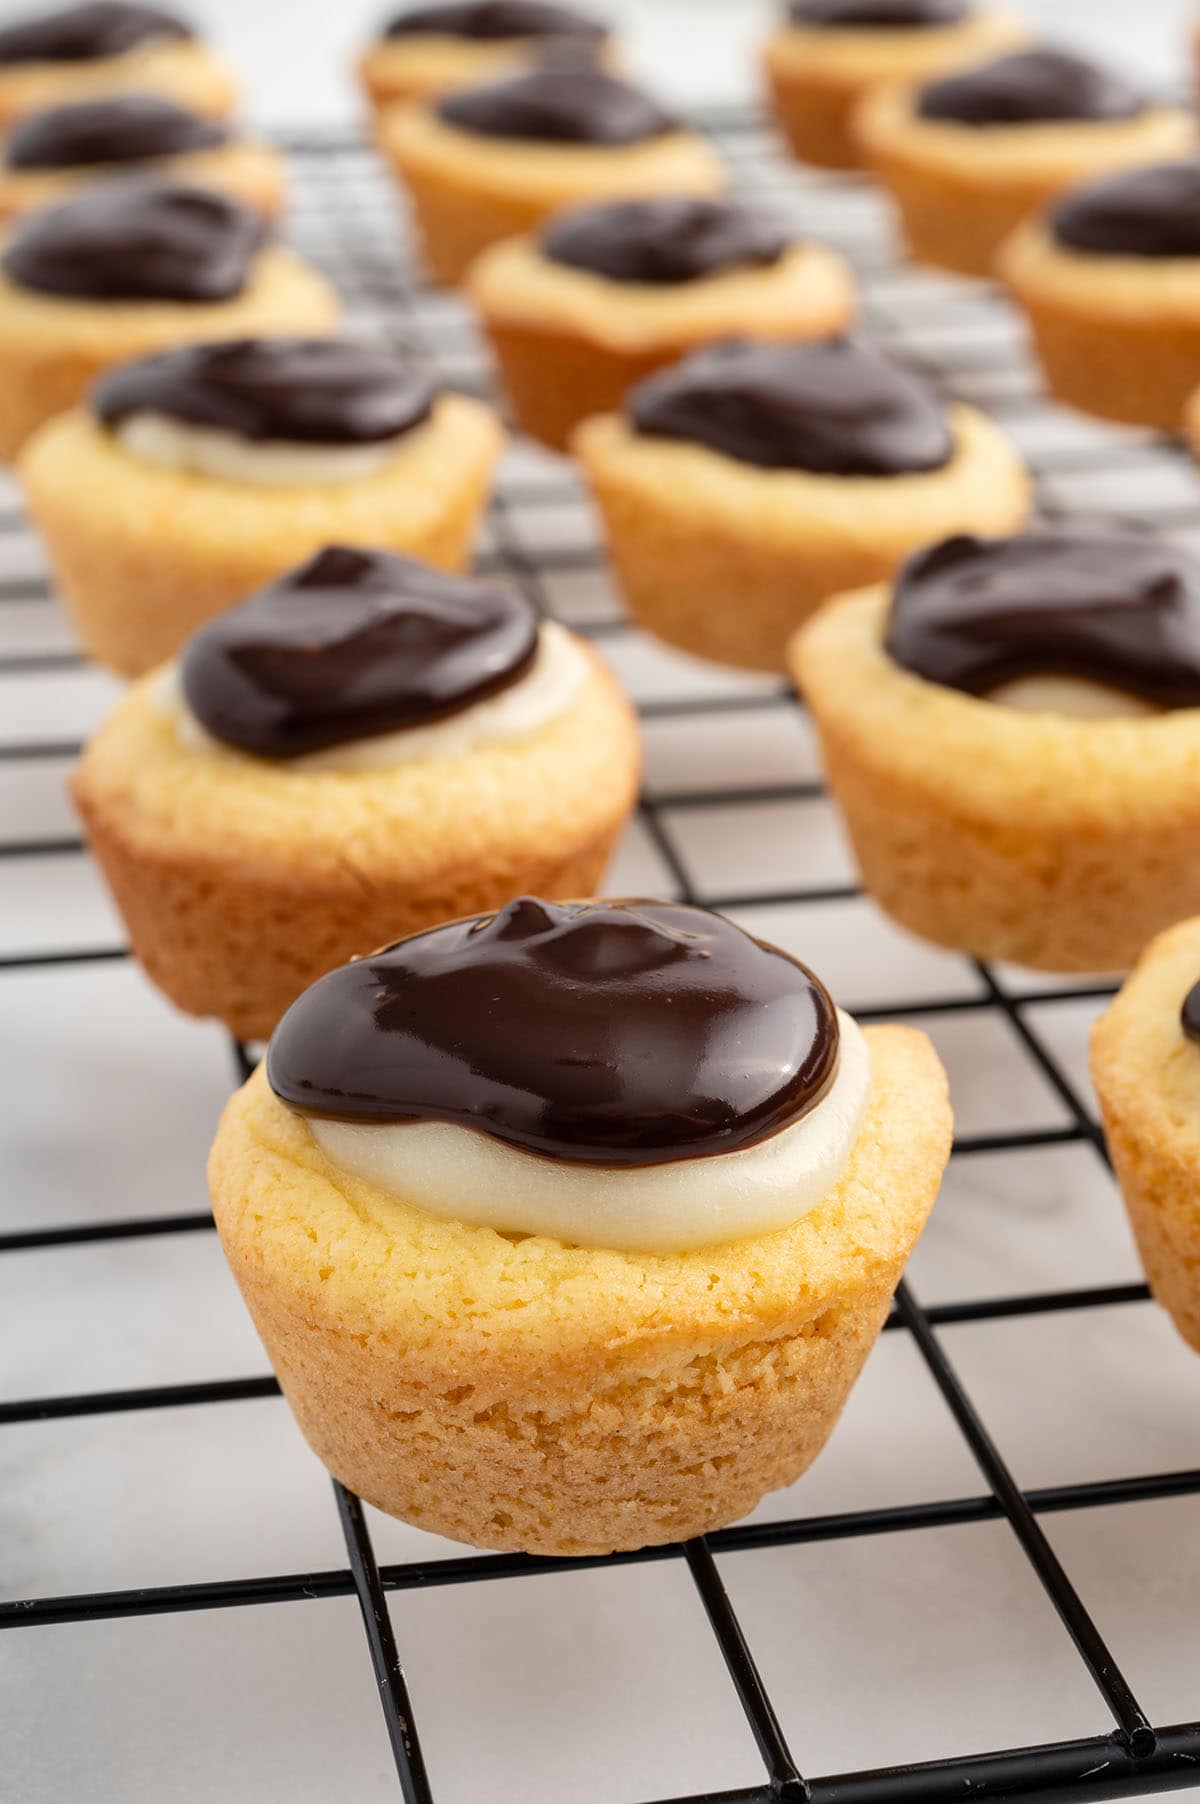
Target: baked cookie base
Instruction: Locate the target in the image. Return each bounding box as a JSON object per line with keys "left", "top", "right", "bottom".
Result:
{"left": 72, "top": 647, "right": 641, "bottom": 1041}
{"left": 0, "top": 140, "right": 289, "bottom": 226}
{"left": 575, "top": 403, "right": 1029, "bottom": 672}
{"left": 792, "top": 584, "right": 1200, "bottom": 972}
{"left": 208, "top": 1024, "right": 950, "bottom": 1555}
{"left": 1091, "top": 919, "right": 1200, "bottom": 1354}
{"left": 22, "top": 394, "right": 504, "bottom": 675}
{"left": 380, "top": 107, "right": 726, "bottom": 285}
{"left": 0, "top": 41, "right": 240, "bottom": 128}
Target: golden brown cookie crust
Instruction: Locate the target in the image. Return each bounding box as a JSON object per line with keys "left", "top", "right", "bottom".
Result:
{"left": 856, "top": 83, "right": 1194, "bottom": 276}
{"left": 1003, "top": 219, "right": 1200, "bottom": 429}
{"left": 1091, "top": 917, "right": 1200, "bottom": 1353}
{"left": 358, "top": 34, "right": 621, "bottom": 110}
{"left": 0, "top": 40, "right": 239, "bottom": 128}
{"left": 72, "top": 642, "right": 641, "bottom": 1041}
{"left": 380, "top": 102, "right": 727, "bottom": 285}
{"left": 761, "top": 9, "right": 1023, "bottom": 171}
{"left": 21, "top": 394, "right": 504, "bottom": 675}
{"left": 0, "top": 245, "right": 339, "bottom": 462}
{"left": 791, "top": 582, "right": 1200, "bottom": 971}
{"left": 208, "top": 1023, "right": 950, "bottom": 1554}
{"left": 0, "top": 138, "right": 288, "bottom": 225}
{"left": 575, "top": 402, "right": 1030, "bottom": 673}
{"left": 468, "top": 234, "right": 856, "bottom": 449}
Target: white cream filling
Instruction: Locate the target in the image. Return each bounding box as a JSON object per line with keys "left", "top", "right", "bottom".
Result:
{"left": 115, "top": 412, "right": 410, "bottom": 486}
{"left": 159, "top": 619, "right": 588, "bottom": 769}
{"left": 986, "top": 674, "right": 1162, "bottom": 719}
{"left": 308, "top": 1009, "right": 871, "bottom": 1255}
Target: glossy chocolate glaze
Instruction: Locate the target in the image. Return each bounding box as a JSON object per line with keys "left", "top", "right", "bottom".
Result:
{"left": 180, "top": 546, "right": 540, "bottom": 758}
{"left": 541, "top": 197, "right": 790, "bottom": 285}
{"left": 267, "top": 896, "right": 842, "bottom": 1166}
{"left": 437, "top": 61, "right": 677, "bottom": 144}
{"left": 2, "top": 179, "right": 262, "bottom": 300}
{"left": 885, "top": 528, "right": 1200, "bottom": 707}
{"left": 94, "top": 337, "right": 435, "bottom": 443}
{"left": 629, "top": 337, "right": 953, "bottom": 475}
{"left": 789, "top": 0, "right": 968, "bottom": 26}
{"left": 6, "top": 94, "right": 225, "bottom": 170}
{"left": 917, "top": 49, "right": 1146, "bottom": 127}
{"left": 383, "top": 2, "right": 604, "bottom": 41}
{"left": 1182, "top": 981, "right": 1200, "bottom": 1043}
{"left": 0, "top": 4, "right": 191, "bottom": 64}
{"left": 1052, "top": 160, "right": 1200, "bottom": 258}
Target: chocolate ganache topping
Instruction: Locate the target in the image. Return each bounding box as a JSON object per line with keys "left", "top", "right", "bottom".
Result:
{"left": 180, "top": 546, "right": 540, "bottom": 758}
{"left": 542, "top": 198, "right": 790, "bottom": 285}
{"left": 629, "top": 337, "right": 953, "bottom": 475}
{"left": 94, "top": 338, "right": 435, "bottom": 443}
{"left": 1181, "top": 981, "right": 1200, "bottom": 1042}
{"left": 0, "top": 4, "right": 191, "bottom": 64}
{"left": 1052, "top": 160, "right": 1200, "bottom": 259}
{"left": 790, "top": 0, "right": 968, "bottom": 26}
{"left": 2, "top": 180, "right": 263, "bottom": 301}
{"left": 384, "top": 2, "right": 605, "bottom": 41}
{"left": 6, "top": 95, "right": 226, "bottom": 171}
{"left": 885, "top": 528, "right": 1200, "bottom": 707}
{"left": 267, "top": 896, "right": 841, "bottom": 1165}
{"left": 917, "top": 49, "right": 1146, "bottom": 128}
{"left": 438, "top": 62, "right": 677, "bottom": 145}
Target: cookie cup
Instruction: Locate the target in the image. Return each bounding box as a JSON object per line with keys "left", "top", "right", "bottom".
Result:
{"left": 380, "top": 103, "right": 727, "bottom": 285}
{"left": 791, "top": 582, "right": 1200, "bottom": 971}
{"left": 0, "top": 139, "right": 289, "bottom": 226}
{"left": 0, "top": 40, "right": 239, "bottom": 129}
{"left": 575, "top": 402, "right": 1029, "bottom": 673}
{"left": 0, "top": 247, "right": 338, "bottom": 463}
{"left": 468, "top": 235, "right": 856, "bottom": 450}
{"left": 359, "top": 34, "right": 619, "bottom": 112}
{"left": 761, "top": 10, "right": 1022, "bottom": 171}
{"left": 1091, "top": 919, "right": 1200, "bottom": 1354}
{"left": 856, "top": 84, "right": 1194, "bottom": 276}
{"left": 1003, "top": 219, "right": 1200, "bottom": 429}
{"left": 22, "top": 394, "right": 505, "bottom": 675}
{"left": 208, "top": 1024, "right": 949, "bottom": 1556}
{"left": 71, "top": 642, "right": 640, "bottom": 1041}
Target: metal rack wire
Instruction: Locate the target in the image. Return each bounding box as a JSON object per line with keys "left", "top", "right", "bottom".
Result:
{"left": 2, "top": 113, "right": 1199, "bottom": 1802}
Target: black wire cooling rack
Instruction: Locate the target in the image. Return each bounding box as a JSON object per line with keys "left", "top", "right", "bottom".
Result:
{"left": 2, "top": 112, "right": 1200, "bottom": 1803}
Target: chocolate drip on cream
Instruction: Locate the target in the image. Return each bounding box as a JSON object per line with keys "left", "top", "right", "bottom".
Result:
{"left": 179, "top": 546, "right": 540, "bottom": 758}
{"left": 267, "top": 896, "right": 841, "bottom": 1166}
{"left": 2, "top": 180, "right": 263, "bottom": 301}
{"left": 542, "top": 197, "right": 790, "bottom": 285}
{"left": 94, "top": 337, "right": 435, "bottom": 443}
{"left": 1052, "top": 159, "right": 1200, "bottom": 258}
{"left": 917, "top": 49, "right": 1146, "bottom": 127}
{"left": 885, "top": 529, "right": 1200, "bottom": 708}
{"left": 384, "top": 2, "right": 604, "bottom": 41}
{"left": 437, "top": 62, "right": 677, "bottom": 144}
{"left": 6, "top": 94, "right": 225, "bottom": 170}
{"left": 1182, "top": 981, "right": 1200, "bottom": 1043}
{"left": 0, "top": 4, "right": 191, "bottom": 64}
{"left": 629, "top": 337, "right": 954, "bottom": 476}
{"left": 789, "top": 0, "right": 968, "bottom": 26}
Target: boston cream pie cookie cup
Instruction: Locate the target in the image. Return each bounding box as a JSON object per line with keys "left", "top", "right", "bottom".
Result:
{"left": 359, "top": 2, "right": 613, "bottom": 113}
{"left": 0, "top": 4, "right": 239, "bottom": 128}
{"left": 791, "top": 528, "right": 1200, "bottom": 973}
{"left": 856, "top": 48, "right": 1194, "bottom": 277}
{"left": 0, "top": 182, "right": 337, "bottom": 462}
{"left": 380, "top": 61, "right": 726, "bottom": 286}
{"left": 0, "top": 95, "right": 287, "bottom": 224}
{"left": 72, "top": 550, "right": 640, "bottom": 1041}
{"left": 468, "top": 196, "right": 856, "bottom": 451}
{"left": 762, "top": 0, "right": 1023, "bottom": 173}
{"left": 1091, "top": 921, "right": 1200, "bottom": 1355}
{"left": 1003, "top": 160, "right": 1200, "bottom": 430}
{"left": 22, "top": 336, "right": 503, "bottom": 675}
{"left": 576, "top": 336, "right": 1029, "bottom": 674}
{"left": 208, "top": 899, "right": 952, "bottom": 1556}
